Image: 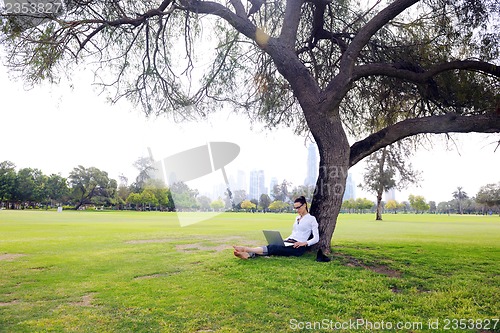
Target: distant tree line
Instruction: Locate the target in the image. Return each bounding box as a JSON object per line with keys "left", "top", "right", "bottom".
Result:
{"left": 0, "top": 159, "right": 313, "bottom": 213}
{"left": 2, "top": 159, "right": 498, "bottom": 215}
{"left": 340, "top": 185, "right": 500, "bottom": 216}
{"left": 378, "top": 186, "right": 500, "bottom": 215}
{"left": 0, "top": 160, "right": 224, "bottom": 211}
{"left": 0, "top": 159, "right": 304, "bottom": 212}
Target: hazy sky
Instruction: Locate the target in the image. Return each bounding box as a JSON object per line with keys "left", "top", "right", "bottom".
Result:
{"left": 1, "top": 62, "right": 499, "bottom": 204}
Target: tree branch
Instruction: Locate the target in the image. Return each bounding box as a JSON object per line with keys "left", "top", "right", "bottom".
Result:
{"left": 179, "top": 0, "right": 256, "bottom": 39}
{"left": 349, "top": 113, "right": 500, "bottom": 167}
{"left": 339, "top": 0, "right": 419, "bottom": 70}
{"left": 296, "top": 0, "right": 349, "bottom": 55}
{"left": 279, "top": 0, "right": 304, "bottom": 49}
{"left": 74, "top": 7, "right": 174, "bottom": 52}
{"left": 353, "top": 60, "right": 500, "bottom": 82}
{"left": 323, "top": 0, "right": 420, "bottom": 109}
{"left": 229, "top": 0, "right": 246, "bottom": 17}
{"left": 183, "top": 0, "right": 322, "bottom": 108}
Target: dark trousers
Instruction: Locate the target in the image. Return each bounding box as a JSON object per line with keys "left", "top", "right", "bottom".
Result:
{"left": 267, "top": 244, "right": 308, "bottom": 257}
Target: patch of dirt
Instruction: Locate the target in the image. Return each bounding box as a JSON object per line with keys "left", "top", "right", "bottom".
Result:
{"left": 0, "top": 300, "right": 19, "bottom": 306}
{"left": 175, "top": 243, "right": 232, "bottom": 253}
{"left": 211, "top": 236, "right": 248, "bottom": 243}
{"left": 125, "top": 239, "right": 173, "bottom": 244}
{"left": 126, "top": 235, "right": 248, "bottom": 245}
{"left": 126, "top": 236, "right": 260, "bottom": 255}
{"left": 0, "top": 254, "right": 25, "bottom": 261}
{"left": 71, "top": 294, "right": 95, "bottom": 307}
{"left": 334, "top": 252, "right": 402, "bottom": 278}
{"left": 174, "top": 236, "right": 260, "bottom": 253}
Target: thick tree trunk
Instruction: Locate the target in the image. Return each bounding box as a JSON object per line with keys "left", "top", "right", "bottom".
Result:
{"left": 308, "top": 113, "right": 350, "bottom": 254}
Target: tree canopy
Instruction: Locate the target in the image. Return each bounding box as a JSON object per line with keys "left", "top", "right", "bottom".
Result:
{"left": 408, "top": 194, "right": 430, "bottom": 213}
{"left": 69, "top": 165, "right": 117, "bottom": 209}
{"left": 1, "top": 0, "right": 499, "bottom": 250}
{"left": 476, "top": 183, "right": 500, "bottom": 208}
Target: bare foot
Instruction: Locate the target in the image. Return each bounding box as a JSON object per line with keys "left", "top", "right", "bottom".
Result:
{"left": 233, "top": 250, "right": 250, "bottom": 260}
{"left": 233, "top": 245, "right": 246, "bottom": 252}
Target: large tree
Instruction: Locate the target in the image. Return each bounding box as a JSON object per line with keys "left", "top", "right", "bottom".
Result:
{"left": 408, "top": 194, "right": 430, "bottom": 213}
{"left": 1, "top": 0, "right": 499, "bottom": 251}
{"left": 69, "top": 165, "right": 117, "bottom": 209}
{"left": 476, "top": 182, "right": 500, "bottom": 210}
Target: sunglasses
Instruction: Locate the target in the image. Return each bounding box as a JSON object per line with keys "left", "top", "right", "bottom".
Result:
{"left": 293, "top": 203, "right": 304, "bottom": 210}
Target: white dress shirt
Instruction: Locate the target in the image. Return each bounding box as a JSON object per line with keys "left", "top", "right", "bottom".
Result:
{"left": 286, "top": 213, "right": 319, "bottom": 246}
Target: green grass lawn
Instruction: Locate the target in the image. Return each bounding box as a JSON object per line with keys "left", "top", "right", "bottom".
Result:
{"left": 0, "top": 210, "right": 499, "bottom": 332}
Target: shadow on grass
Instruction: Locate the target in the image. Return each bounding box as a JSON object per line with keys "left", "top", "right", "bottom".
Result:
{"left": 333, "top": 251, "right": 403, "bottom": 278}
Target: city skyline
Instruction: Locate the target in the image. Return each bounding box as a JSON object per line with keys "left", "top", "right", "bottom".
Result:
{"left": 194, "top": 142, "right": 359, "bottom": 204}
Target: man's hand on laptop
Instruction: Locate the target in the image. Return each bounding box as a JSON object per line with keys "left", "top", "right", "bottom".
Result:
{"left": 293, "top": 241, "right": 308, "bottom": 248}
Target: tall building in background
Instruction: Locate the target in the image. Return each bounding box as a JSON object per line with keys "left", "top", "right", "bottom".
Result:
{"left": 236, "top": 170, "right": 247, "bottom": 193}
{"left": 305, "top": 143, "right": 318, "bottom": 186}
{"left": 249, "top": 170, "right": 265, "bottom": 200}
{"left": 384, "top": 188, "right": 396, "bottom": 202}
{"left": 342, "top": 173, "right": 356, "bottom": 201}
{"left": 269, "top": 177, "right": 278, "bottom": 198}
{"left": 210, "top": 183, "right": 226, "bottom": 200}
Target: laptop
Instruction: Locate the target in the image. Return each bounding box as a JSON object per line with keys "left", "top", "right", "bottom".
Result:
{"left": 263, "top": 230, "right": 295, "bottom": 247}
